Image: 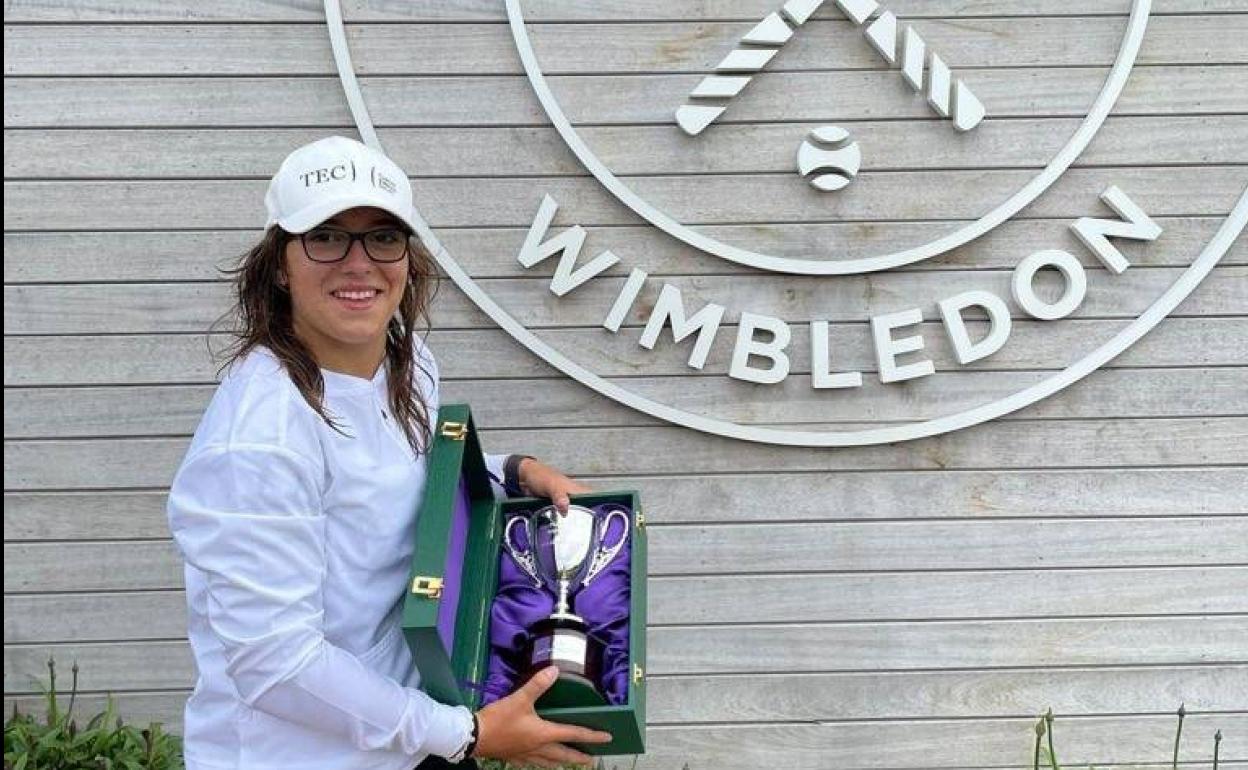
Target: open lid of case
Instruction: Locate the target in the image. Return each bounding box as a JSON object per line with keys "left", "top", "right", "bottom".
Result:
{"left": 402, "top": 403, "right": 499, "bottom": 709}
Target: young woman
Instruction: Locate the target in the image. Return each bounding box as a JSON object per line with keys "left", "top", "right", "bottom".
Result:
{"left": 167, "top": 136, "right": 610, "bottom": 770}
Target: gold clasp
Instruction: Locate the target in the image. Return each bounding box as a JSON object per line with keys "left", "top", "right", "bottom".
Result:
{"left": 411, "top": 575, "right": 444, "bottom": 599}
{"left": 439, "top": 421, "right": 467, "bottom": 441}
{"left": 633, "top": 664, "right": 644, "bottom": 685}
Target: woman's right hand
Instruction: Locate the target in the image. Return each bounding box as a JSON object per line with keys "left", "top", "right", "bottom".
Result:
{"left": 472, "top": 667, "right": 612, "bottom": 768}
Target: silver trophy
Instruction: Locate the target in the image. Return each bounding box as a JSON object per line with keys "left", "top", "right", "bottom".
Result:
{"left": 502, "top": 504, "right": 629, "bottom": 703}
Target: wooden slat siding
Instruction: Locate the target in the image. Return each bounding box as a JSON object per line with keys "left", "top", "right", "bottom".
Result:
{"left": 7, "top": 616, "right": 1248, "bottom": 695}
{"left": 7, "top": 467, "right": 1245, "bottom": 542}
{"left": 6, "top": 17, "right": 1247, "bottom": 76}
{"left": 4, "top": 592, "right": 193, "bottom": 643}
{"left": 0, "top": 695, "right": 1239, "bottom": 770}
{"left": 6, "top": 367, "right": 1248, "bottom": 438}
{"left": 6, "top": 266, "right": 1243, "bottom": 336}
{"left": 651, "top": 617, "right": 1248, "bottom": 673}
{"left": 6, "top": 319, "right": 1247, "bottom": 387}
{"left": 8, "top": 517, "right": 1248, "bottom": 595}
{"left": 5, "top": 5, "right": 1245, "bottom": 765}
{"left": 7, "top": 168, "right": 1246, "bottom": 231}
{"left": 6, "top": 216, "right": 1246, "bottom": 286}
{"left": 9, "top": 118, "right": 1248, "bottom": 180}
{"left": 5, "top": 642, "right": 1248, "bottom": 714}
{"left": 481, "top": 419, "right": 1248, "bottom": 477}
{"left": 6, "top": 418, "right": 1248, "bottom": 490}
{"left": 4, "top": 542, "right": 184, "bottom": 593}
{"left": 6, "top": 68, "right": 1247, "bottom": 128}
{"left": 646, "top": 727, "right": 1247, "bottom": 770}
{"left": 641, "top": 667, "right": 1248, "bottom": 723}
{"left": 3, "top": 0, "right": 1245, "bottom": 21}
{"left": 628, "top": 718, "right": 1248, "bottom": 770}
{"left": 9, "top": 566, "right": 1248, "bottom": 642}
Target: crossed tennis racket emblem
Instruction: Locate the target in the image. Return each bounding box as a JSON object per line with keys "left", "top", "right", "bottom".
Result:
{"left": 675, "top": 0, "right": 986, "bottom": 192}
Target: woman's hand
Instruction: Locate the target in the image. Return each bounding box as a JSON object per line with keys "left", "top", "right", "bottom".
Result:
{"left": 518, "top": 457, "right": 590, "bottom": 513}
{"left": 473, "top": 667, "right": 612, "bottom": 768}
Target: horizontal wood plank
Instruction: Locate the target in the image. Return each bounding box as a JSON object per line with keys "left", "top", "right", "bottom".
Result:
{"left": 7, "top": 468, "right": 1244, "bottom": 542}
{"left": 6, "top": 216, "right": 1243, "bottom": 287}
{"left": 643, "top": 665, "right": 1248, "bottom": 723}
{"left": 6, "top": 68, "right": 1244, "bottom": 128}
{"left": 9, "top": 566, "right": 1248, "bottom": 642}
{"left": 646, "top": 518, "right": 1248, "bottom": 574}
{"left": 6, "top": 318, "right": 1247, "bottom": 388}
{"left": 6, "top": 367, "right": 1247, "bottom": 437}
{"left": 6, "top": 17, "right": 1245, "bottom": 77}
{"left": 3, "top": 0, "right": 1242, "bottom": 21}
{"left": 5, "top": 615, "right": 1247, "bottom": 693}
{"left": 5, "top": 541, "right": 183, "bottom": 593}
{"left": 1, "top": 691, "right": 1242, "bottom": 770}
{"left": 4, "top": 642, "right": 1245, "bottom": 718}
{"left": 9, "top": 417, "right": 1247, "bottom": 489}
{"left": 637, "top": 716, "right": 1248, "bottom": 770}
{"left": 490, "top": 418, "right": 1248, "bottom": 477}
{"left": 637, "top": 467, "right": 1248, "bottom": 522}
{"left": 7, "top": 517, "right": 1246, "bottom": 593}
{"left": 5, "top": 591, "right": 188, "bottom": 643}
{"left": 8, "top": 118, "right": 1247, "bottom": 181}
{"left": 7, "top": 168, "right": 1245, "bottom": 231}
{"left": 652, "top": 566, "right": 1248, "bottom": 625}
{"left": 649, "top": 616, "right": 1248, "bottom": 673}
{"left": 6, "top": 265, "right": 1243, "bottom": 336}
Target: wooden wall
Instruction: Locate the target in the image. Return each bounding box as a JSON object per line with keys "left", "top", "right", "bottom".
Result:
{"left": 4, "top": 1, "right": 1246, "bottom": 767}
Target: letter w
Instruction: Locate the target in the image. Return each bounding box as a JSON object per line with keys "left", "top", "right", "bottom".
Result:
{"left": 517, "top": 195, "right": 620, "bottom": 296}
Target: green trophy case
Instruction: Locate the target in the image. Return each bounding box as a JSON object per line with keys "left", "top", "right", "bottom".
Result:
{"left": 401, "top": 404, "right": 646, "bottom": 756}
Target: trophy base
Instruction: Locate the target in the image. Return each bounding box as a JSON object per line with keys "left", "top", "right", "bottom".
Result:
{"left": 538, "top": 668, "right": 607, "bottom": 709}
{"left": 524, "top": 616, "right": 607, "bottom": 709}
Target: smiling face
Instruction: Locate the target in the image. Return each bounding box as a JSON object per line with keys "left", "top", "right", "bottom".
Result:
{"left": 282, "top": 207, "right": 411, "bottom": 377}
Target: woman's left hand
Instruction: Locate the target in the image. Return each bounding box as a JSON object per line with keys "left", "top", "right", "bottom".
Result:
{"left": 518, "top": 458, "right": 591, "bottom": 513}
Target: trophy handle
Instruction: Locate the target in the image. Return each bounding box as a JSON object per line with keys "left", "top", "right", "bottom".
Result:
{"left": 582, "top": 508, "right": 630, "bottom": 588}
{"left": 503, "top": 515, "right": 543, "bottom": 588}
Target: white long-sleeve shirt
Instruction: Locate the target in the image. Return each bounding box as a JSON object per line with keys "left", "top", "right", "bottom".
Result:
{"left": 168, "top": 343, "right": 505, "bottom": 769}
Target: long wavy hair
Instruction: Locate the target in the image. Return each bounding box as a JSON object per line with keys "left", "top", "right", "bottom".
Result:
{"left": 214, "top": 225, "right": 440, "bottom": 454}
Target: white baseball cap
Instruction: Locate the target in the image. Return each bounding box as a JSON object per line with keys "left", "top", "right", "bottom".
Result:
{"left": 264, "top": 136, "right": 418, "bottom": 234}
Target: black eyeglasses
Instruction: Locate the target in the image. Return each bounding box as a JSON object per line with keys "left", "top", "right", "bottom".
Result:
{"left": 298, "top": 226, "right": 410, "bottom": 264}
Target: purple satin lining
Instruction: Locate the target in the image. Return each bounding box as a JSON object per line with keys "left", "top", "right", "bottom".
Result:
{"left": 437, "top": 478, "right": 471, "bottom": 652}
{"left": 480, "top": 504, "right": 632, "bottom": 705}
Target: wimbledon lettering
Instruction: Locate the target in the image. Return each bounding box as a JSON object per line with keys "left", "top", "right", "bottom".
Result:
{"left": 517, "top": 195, "right": 620, "bottom": 296}
{"left": 513, "top": 187, "right": 1161, "bottom": 387}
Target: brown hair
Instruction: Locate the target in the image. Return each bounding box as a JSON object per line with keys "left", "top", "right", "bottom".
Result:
{"left": 214, "top": 226, "right": 440, "bottom": 454}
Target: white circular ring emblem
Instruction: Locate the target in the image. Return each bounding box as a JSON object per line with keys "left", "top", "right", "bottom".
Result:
{"left": 504, "top": 0, "right": 1150, "bottom": 275}
{"left": 323, "top": 0, "right": 1247, "bottom": 447}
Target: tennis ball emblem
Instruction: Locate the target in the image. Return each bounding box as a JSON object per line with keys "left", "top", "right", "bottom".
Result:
{"left": 797, "top": 126, "right": 862, "bottom": 192}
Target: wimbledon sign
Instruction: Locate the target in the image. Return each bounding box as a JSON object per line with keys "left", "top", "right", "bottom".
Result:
{"left": 324, "top": 0, "right": 1246, "bottom": 446}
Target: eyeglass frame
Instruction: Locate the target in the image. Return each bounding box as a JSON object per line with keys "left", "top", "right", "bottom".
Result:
{"left": 295, "top": 226, "right": 413, "bottom": 264}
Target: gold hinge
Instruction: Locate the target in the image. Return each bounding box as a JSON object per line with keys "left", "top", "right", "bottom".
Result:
{"left": 411, "top": 575, "right": 444, "bottom": 599}
{"left": 635, "top": 510, "right": 646, "bottom": 530}
{"left": 439, "top": 421, "right": 467, "bottom": 441}
{"left": 633, "top": 664, "right": 645, "bottom": 685}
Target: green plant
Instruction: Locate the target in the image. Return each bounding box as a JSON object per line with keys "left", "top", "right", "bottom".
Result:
{"left": 3, "top": 657, "right": 183, "bottom": 770}
{"left": 7, "top": 663, "right": 1230, "bottom": 770}
{"left": 1172, "top": 703, "right": 1186, "bottom": 770}
{"left": 1032, "top": 706, "right": 1226, "bottom": 770}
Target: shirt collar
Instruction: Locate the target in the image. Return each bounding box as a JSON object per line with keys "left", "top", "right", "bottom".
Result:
{"left": 320, "top": 360, "right": 388, "bottom": 396}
